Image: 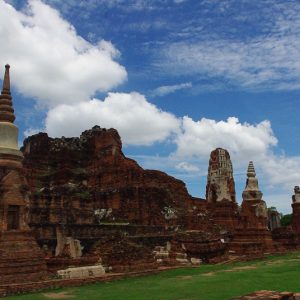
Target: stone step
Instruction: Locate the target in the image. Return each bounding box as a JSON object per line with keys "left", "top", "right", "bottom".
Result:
{"left": 175, "top": 258, "right": 189, "bottom": 264}
{"left": 175, "top": 252, "right": 187, "bottom": 259}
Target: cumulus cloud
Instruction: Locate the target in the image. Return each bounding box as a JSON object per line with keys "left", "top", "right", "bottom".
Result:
{"left": 45, "top": 92, "right": 180, "bottom": 145}
{"left": 152, "top": 82, "right": 192, "bottom": 96}
{"left": 261, "top": 154, "right": 300, "bottom": 189}
{"left": 0, "top": 0, "right": 127, "bottom": 107}
{"left": 174, "top": 117, "right": 277, "bottom": 159}
{"left": 168, "top": 115, "right": 300, "bottom": 203}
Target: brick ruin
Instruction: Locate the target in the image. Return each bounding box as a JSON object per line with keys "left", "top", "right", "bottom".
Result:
{"left": 1, "top": 65, "right": 300, "bottom": 287}
{"left": 206, "top": 148, "right": 238, "bottom": 231}
{"left": 230, "top": 161, "right": 275, "bottom": 254}
{"left": 21, "top": 126, "right": 226, "bottom": 271}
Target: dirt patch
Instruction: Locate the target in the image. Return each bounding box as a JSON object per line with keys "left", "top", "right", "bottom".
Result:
{"left": 43, "top": 291, "right": 75, "bottom": 299}
{"left": 223, "top": 266, "right": 256, "bottom": 272}
{"left": 201, "top": 265, "right": 257, "bottom": 276}
{"left": 201, "top": 272, "right": 216, "bottom": 276}
{"left": 266, "top": 260, "right": 284, "bottom": 265}
{"left": 177, "top": 275, "right": 194, "bottom": 280}
{"left": 232, "top": 266, "right": 257, "bottom": 271}
{"left": 287, "top": 258, "right": 300, "bottom": 262}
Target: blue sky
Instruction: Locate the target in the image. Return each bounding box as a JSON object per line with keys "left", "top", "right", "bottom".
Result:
{"left": 1, "top": 0, "right": 300, "bottom": 213}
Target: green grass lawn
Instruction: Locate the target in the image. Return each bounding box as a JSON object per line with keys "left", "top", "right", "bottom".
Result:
{"left": 6, "top": 252, "right": 300, "bottom": 300}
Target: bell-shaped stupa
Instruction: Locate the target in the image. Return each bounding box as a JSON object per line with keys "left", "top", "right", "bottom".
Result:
{"left": 242, "top": 161, "right": 263, "bottom": 201}
{"left": 0, "top": 64, "right": 23, "bottom": 169}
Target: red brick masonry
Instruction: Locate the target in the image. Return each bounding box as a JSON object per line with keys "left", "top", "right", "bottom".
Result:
{"left": 233, "top": 290, "right": 300, "bottom": 299}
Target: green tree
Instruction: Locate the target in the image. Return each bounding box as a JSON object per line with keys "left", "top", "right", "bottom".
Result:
{"left": 281, "top": 214, "right": 292, "bottom": 227}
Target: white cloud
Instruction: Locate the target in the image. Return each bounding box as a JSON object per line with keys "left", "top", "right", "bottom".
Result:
{"left": 45, "top": 92, "right": 180, "bottom": 146}
{"left": 174, "top": 116, "right": 277, "bottom": 159}
{"left": 175, "top": 162, "right": 199, "bottom": 172}
{"left": 261, "top": 154, "right": 300, "bottom": 189}
{"left": 0, "top": 0, "right": 127, "bottom": 107}
{"left": 152, "top": 82, "right": 192, "bottom": 96}
{"left": 24, "top": 127, "right": 44, "bottom": 137}
{"left": 170, "top": 116, "right": 300, "bottom": 205}
{"left": 45, "top": 0, "right": 163, "bottom": 12}
{"left": 159, "top": 2, "right": 300, "bottom": 90}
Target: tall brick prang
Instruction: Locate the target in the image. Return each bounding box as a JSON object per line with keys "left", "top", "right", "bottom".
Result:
{"left": 206, "top": 148, "right": 238, "bottom": 230}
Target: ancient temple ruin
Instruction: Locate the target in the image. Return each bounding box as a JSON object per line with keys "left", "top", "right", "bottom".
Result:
{"left": 0, "top": 64, "right": 300, "bottom": 294}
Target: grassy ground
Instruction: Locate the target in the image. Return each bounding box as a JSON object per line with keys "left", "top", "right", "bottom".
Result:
{"left": 6, "top": 252, "right": 300, "bottom": 300}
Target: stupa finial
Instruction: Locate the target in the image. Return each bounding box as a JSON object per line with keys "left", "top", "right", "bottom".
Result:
{"left": 0, "top": 64, "right": 15, "bottom": 123}
{"left": 1, "top": 64, "right": 10, "bottom": 95}
{"left": 247, "top": 161, "right": 256, "bottom": 178}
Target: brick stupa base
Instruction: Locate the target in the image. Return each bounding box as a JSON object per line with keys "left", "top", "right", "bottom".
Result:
{"left": 207, "top": 201, "right": 238, "bottom": 231}
{"left": 0, "top": 230, "right": 47, "bottom": 284}
{"left": 229, "top": 227, "right": 275, "bottom": 255}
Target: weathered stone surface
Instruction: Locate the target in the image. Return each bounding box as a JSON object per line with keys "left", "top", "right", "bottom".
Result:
{"left": 171, "top": 230, "right": 227, "bottom": 263}
{"left": 205, "top": 148, "right": 239, "bottom": 230}
{"left": 55, "top": 234, "right": 82, "bottom": 259}
{"left": 206, "top": 148, "right": 236, "bottom": 203}
{"left": 57, "top": 265, "right": 105, "bottom": 279}
{"left": 90, "top": 233, "right": 157, "bottom": 272}
{"left": 268, "top": 207, "right": 281, "bottom": 231}
{"left": 22, "top": 127, "right": 190, "bottom": 230}
{"left": 271, "top": 226, "right": 299, "bottom": 250}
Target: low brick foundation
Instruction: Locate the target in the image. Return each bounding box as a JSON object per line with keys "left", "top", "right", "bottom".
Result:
{"left": 232, "top": 290, "right": 300, "bottom": 299}
{"left": 0, "top": 266, "right": 188, "bottom": 297}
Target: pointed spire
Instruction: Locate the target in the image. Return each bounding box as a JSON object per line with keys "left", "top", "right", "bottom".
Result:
{"left": 0, "top": 64, "right": 15, "bottom": 123}
{"left": 245, "top": 161, "right": 258, "bottom": 189}
{"left": 2, "top": 64, "right": 11, "bottom": 95}
{"left": 247, "top": 161, "right": 256, "bottom": 178}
